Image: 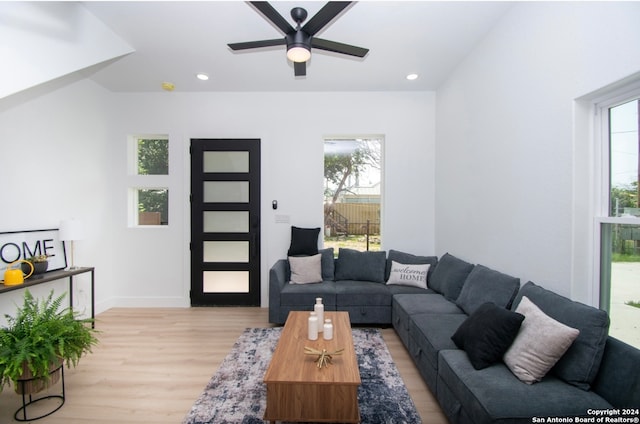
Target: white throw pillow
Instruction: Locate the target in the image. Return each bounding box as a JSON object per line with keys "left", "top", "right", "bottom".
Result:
{"left": 288, "top": 254, "right": 322, "bottom": 284}
{"left": 386, "top": 261, "right": 430, "bottom": 289}
{"left": 503, "top": 296, "right": 580, "bottom": 384}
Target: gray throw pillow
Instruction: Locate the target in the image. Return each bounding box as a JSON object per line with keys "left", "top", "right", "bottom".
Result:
{"left": 428, "top": 253, "right": 474, "bottom": 301}
{"left": 288, "top": 254, "right": 322, "bottom": 284}
{"left": 512, "top": 282, "right": 610, "bottom": 390}
{"left": 335, "top": 248, "right": 387, "bottom": 283}
{"left": 456, "top": 264, "right": 520, "bottom": 315}
{"left": 504, "top": 296, "right": 580, "bottom": 384}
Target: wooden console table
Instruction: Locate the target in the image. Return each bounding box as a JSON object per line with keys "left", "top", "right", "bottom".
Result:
{"left": 0, "top": 267, "right": 95, "bottom": 328}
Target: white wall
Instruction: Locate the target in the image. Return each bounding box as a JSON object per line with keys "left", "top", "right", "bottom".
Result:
{"left": 1, "top": 82, "right": 435, "bottom": 313}
{"left": 435, "top": 2, "right": 640, "bottom": 301}
{"left": 0, "top": 77, "right": 117, "bottom": 321}
{"left": 108, "top": 91, "right": 436, "bottom": 308}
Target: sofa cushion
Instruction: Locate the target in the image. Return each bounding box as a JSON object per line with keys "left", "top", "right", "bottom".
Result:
{"left": 592, "top": 336, "right": 640, "bottom": 408}
{"left": 428, "top": 253, "right": 474, "bottom": 301}
{"left": 335, "top": 248, "right": 386, "bottom": 283}
{"left": 455, "top": 264, "right": 520, "bottom": 315}
{"left": 287, "top": 226, "right": 320, "bottom": 256}
{"left": 504, "top": 296, "right": 580, "bottom": 384}
{"left": 513, "top": 281, "right": 610, "bottom": 390}
{"left": 334, "top": 280, "right": 391, "bottom": 306}
{"left": 437, "top": 349, "right": 613, "bottom": 424}
{"left": 280, "top": 281, "right": 337, "bottom": 307}
{"left": 386, "top": 261, "right": 430, "bottom": 289}
{"left": 288, "top": 254, "right": 322, "bottom": 284}
{"left": 385, "top": 249, "right": 438, "bottom": 281}
{"left": 409, "top": 313, "right": 467, "bottom": 379}
{"left": 386, "top": 284, "right": 434, "bottom": 296}
{"left": 396, "top": 293, "right": 465, "bottom": 315}
{"left": 451, "top": 302, "right": 524, "bottom": 370}
{"left": 319, "top": 248, "right": 335, "bottom": 281}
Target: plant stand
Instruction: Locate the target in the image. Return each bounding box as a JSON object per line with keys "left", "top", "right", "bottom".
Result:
{"left": 13, "top": 363, "right": 65, "bottom": 422}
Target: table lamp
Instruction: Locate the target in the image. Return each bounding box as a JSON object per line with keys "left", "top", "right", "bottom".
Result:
{"left": 60, "top": 219, "right": 84, "bottom": 269}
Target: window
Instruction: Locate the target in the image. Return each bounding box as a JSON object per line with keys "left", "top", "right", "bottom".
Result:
{"left": 137, "top": 138, "right": 169, "bottom": 175}
{"left": 128, "top": 136, "right": 169, "bottom": 226}
{"left": 323, "top": 136, "right": 383, "bottom": 252}
{"left": 597, "top": 93, "right": 640, "bottom": 348}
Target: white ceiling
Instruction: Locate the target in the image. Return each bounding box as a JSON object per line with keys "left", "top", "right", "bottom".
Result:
{"left": 82, "top": 1, "right": 513, "bottom": 93}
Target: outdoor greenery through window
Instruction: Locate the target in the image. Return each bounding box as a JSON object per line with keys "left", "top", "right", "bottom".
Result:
{"left": 130, "top": 136, "right": 169, "bottom": 226}
{"left": 137, "top": 188, "right": 169, "bottom": 225}
{"left": 601, "top": 97, "right": 640, "bottom": 348}
{"left": 323, "top": 137, "right": 382, "bottom": 253}
{"left": 137, "top": 139, "right": 169, "bottom": 175}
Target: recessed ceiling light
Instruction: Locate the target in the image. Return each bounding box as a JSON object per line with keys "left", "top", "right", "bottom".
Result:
{"left": 406, "top": 73, "right": 419, "bottom": 81}
{"left": 196, "top": 73, "right": 209, "bottom": 81}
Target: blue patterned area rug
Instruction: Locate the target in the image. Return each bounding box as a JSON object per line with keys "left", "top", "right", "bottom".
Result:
{"left": 183, "top": 327, "right": 421, "bottom": 424}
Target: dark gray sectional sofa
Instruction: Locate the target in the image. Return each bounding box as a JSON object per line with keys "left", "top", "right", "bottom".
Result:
{"left": 268, "top": 248, "right": 640, "bottom": 423}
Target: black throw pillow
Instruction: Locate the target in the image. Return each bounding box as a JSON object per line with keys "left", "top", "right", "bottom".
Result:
{"left": 287, "top": 226, "right": 321, "bottom": 256}
{"left": 451, "top": 302, "right": 525, "bottom": 370}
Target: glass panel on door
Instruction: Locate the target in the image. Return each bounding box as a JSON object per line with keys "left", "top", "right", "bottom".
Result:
{"left": 203, "top": 211, "right": 249, "bottom": 233}
{"left": 203, "top": 181, "right": 249, "bottom": 203}
{"left": 203, "top": 271, "right": 249, "bottom": 293}
{"left": 204, "top": 151, "right": 249, "bottom": 173}
{"left": 203, "top": 241, "right": 249, "bottom": 263}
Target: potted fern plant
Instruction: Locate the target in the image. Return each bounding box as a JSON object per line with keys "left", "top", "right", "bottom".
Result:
{"left": 0, "top": 289, "right": 99, "bottom": 395}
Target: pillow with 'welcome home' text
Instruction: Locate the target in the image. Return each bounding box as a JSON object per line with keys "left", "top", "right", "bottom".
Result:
{"left": 386, "top": 261, "right": 430, "bottom": 289}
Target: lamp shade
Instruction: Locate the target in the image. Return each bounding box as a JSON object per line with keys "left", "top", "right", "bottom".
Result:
{"left": 59, "top": 219, "right": 85, "bottom": 241}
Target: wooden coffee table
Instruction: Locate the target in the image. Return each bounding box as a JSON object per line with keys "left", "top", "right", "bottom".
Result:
{"left": 263, "top": 311, "right": 361, "bottom": 423}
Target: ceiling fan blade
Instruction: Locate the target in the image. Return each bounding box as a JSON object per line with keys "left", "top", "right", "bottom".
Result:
{"left": 302, "top": 2, "right": 352, "bottom": 36}
{"left": 250, "top": 1, "right": 295, "bottom": 34}
{"left": 228, "top": 38, "right": 286, "bottom": 51}
{"left": 311, "top": 38, "right": 369, "bottom": 57}
{"left": 294, "top": 61, "right": 306, "bottom": 76}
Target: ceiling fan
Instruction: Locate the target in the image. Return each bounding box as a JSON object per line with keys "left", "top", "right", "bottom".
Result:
{"left": 228, "top": 1, "right": 369, "bottom": 76}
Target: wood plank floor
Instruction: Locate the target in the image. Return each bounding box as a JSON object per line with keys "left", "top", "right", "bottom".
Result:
{"left": 0, "top": 307, "right": 448, "bottom": 423}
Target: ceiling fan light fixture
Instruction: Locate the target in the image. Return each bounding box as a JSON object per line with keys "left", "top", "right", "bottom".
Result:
{"left": 287, "top": 46, "right": 311, "bottom": 63}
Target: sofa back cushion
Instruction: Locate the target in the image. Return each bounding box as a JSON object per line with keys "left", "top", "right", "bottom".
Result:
{"left": 287, "top": 226, "right": 320, "bottom": 256}
{"left": 504, "top": 296, "right": 580, "bottom": 384}
{"left": 385, "top": 249, "right": 438, "bottom": 281}
{"left": 428, "top": 253, "right": 475, "bottom": 301}
{"left": 512, "top": 281, "right": 610, "bottom": 390}
{"left": 591, "top": 336, "right": 640, "bottom": 408}
{"left": 455, "top": 264, "right": 520, "bottom": 315}
{"left": 335, "top": 248, "right": 387, "bottom": 283}
{"left": 319, "top": 248, "right": 335, "bottom": 280}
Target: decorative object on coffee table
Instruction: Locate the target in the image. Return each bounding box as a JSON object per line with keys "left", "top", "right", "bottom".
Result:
{"left": 304, "top": 346, "right": 344, "bottom": 368}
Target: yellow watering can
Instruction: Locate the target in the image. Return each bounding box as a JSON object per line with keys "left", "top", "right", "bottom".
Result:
{"left": 3, "top": 260, "right": 34, "bottom": 286}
